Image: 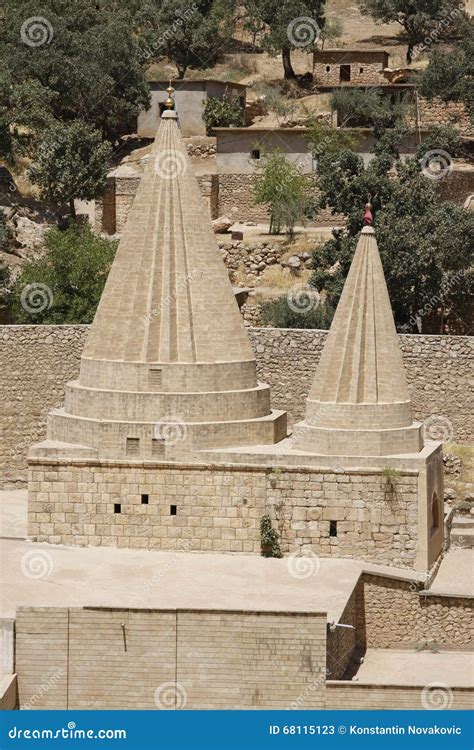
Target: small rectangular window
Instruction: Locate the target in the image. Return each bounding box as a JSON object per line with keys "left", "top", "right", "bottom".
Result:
{"left": 114, "top": 503, "right": 121, "bottom": 514}
{"left": 151, "top": 438, "right": 164, "bottom": 457}
{"left": 126, "top": 437, "right": 140, "bottom": 456}
{"left": 250, "top": 148, "right": 260, "bottom": 160}
{"left": 149, "top": 368, "right": 162, "bottom": 389}
{"left": 329, "top": 520, "right": 337, "bottom": 537}
{"left": 141, "top": 494, "right": 149, "bottom": 505}
{"left": 170, "top": 504, "right": 177, "bottom": 516}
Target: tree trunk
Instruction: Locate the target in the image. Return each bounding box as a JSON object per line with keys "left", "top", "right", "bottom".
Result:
{"left": 282, "top": 48, "right": 296, "bottom": 79}
{"left": 406, "top": 41, "right": 414, "bottom": 63}
{"left": 176, "top": 64, "right": 186, "bottom": 79}
{"left": 69, "top": 198, "right": 76, "bottom": 219}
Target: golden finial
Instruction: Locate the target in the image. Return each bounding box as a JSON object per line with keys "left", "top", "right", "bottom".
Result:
{"left": 164, "top": 79, "right": 175, "bottom": 110}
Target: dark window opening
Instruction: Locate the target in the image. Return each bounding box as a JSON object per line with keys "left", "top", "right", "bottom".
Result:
{"left": 170, "top": 504, "right": 177, "bottom": 516}
{"left": 430, "top": 492, "right": 440, "bottom": 534}
{"left": 329, "top": 520, "right": 338, "bottom": 537}
{"left": 114, "top": 503, "right": 121, "bottom": 514}
{"left": 359, "top": 66, "right": 364, "bottom": 73}
{"left": 325, "top": 65, "right": 331, "bottom": 72}
{"left": 340, "top": 64, "right": 351, "bottom": 82}
{"left": 250, "top": 148, "right": 260, "bottom": 160}
{"left": 141, "top": 494, "right": 149, "bottom": 505}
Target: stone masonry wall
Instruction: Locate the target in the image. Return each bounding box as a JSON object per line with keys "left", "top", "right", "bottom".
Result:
{"left": 0, "top": 326, "right": 472, "bottom": 478}
{"left": 28, "top": 460, "right": 420, "bottom": 568}
{"left": 326, "top": 683, "right": 473, "bottom": 710}
{"left": 418, "top": 96, "right": 473, "bottom": 136}
{"left": 358, "top": 574, "right": 473, "bottom": 648}
{"left": 16, "top": 607, "right": 327, "bottom": 710}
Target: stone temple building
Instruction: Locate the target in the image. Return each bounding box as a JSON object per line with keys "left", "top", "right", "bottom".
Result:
{"left": 15, "top": 99, "right": 472, "bottom": 712}
{"left": 29, "top": 105, "right": 444, "bottom": 572}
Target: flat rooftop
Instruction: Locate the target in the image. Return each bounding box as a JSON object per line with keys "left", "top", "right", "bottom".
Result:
{"left": 0, "top": 491, "right": 361, "bottom": 623}
{"left": 354, "top": 649, "right": 474, "bottom": 688}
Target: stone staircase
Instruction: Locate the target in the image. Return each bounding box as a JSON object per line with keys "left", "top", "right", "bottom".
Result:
{"left": 450, "top": 516, "right": 474, "bottom": 549}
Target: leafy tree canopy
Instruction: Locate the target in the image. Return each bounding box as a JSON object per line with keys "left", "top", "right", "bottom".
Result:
{"left": 203, "top": 95, "right": 244, "bottom": 135}
{"left": 261, "top": 294, "right": 334, "bottom": 329}
{"left": 28, "top": 120, "right": 112, "bottom": 217}
{"left": 254, "top": 149, "right": 309, "bottom": 235}
{"left": 359, "top": 0, "right": 468, "bottom": 62}
{"left": 418, "top": 35, "right": 474, "bottom": 112}
{"left": 9, "top": 224, "right": 117, "bottom": 324}
{"left": 0, "top": 0, "right": 150, "bottom": 147}
{"left": 242, "top": 0, "right": 326, "bottom": 78}
{"left": 311, "top": 139, "right": 473, "bottom": 333}
{"left": 146, "top": 0, "right": 234, "bottom": 79}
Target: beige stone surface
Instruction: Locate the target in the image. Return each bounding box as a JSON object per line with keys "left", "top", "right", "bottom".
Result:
{"left": 0, "top": 535, "right": 362, "bottom": 622}
{"left": 0, "top": 326, "right": 471, "bottom": 475}
{"left": 354, "top": 649, "right": 474, "bottom": 688}
{"left": 294, "top": 226, "right": 422, "bottom": 456}
{"left": 428, "top": 549, "right": 474, "bottom": 597}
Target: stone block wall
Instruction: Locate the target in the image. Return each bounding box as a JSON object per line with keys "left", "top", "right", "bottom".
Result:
{"left": 28, "top": 460, "right": 420, "bottom": 568}
{"left": 313, "top": 53, "right": 387, "bottom": 86}
{"left": 357, "top": 574, "right": 473, "bottom": 648}
{"left": 0, "top": 326, "right": 472, "bottom": 478}
{"left": 326, "top": 682, "right": 473, "bottom": 710}
{"left": 15, "top": 607, "right": 327, "bottom": 710}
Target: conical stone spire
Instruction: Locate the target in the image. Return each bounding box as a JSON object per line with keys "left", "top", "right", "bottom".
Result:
{"left": 293, "top": 226, "right": 422, "bottom": 456}
{"left": 39, "top": 110, "right": 286, "bottom": 459}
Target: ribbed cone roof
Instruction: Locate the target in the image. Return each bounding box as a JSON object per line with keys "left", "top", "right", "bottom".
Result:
{"left": 308, "top": 226, "right": 411, "bottom": 413}
{"left": 83, "top": 111, "right": 254, "bottom": 366}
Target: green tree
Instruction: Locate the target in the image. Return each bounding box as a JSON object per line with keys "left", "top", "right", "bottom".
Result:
{"left": 0, "top": 0, "right": 150, "bottom": 145}
{"left": 149, "top": 0, "right": 234, "bottom": 79}
{"left": 311, "top": 146, "right": 473, "bottom": 333}
{"left": 28, "top": 120, "right": 112, "bottom": 218}
{"left": 243, "top": 0, "right": 326, "bottom": 79}
{"left": 330, "top": 87, "right": 409, "bottom": 136}
{"left": 418, "top": 36, "right": 474, "bottom": 111}
{"left": 305, "top": 117, "right": 355, "bottom": 159}
{"left": 9, "top": 224, "right": 117, "bottom": 324}
{"left": 359, "top": 0, "right": 467, "bottom": 63}
{"left": 254, "top": 150, "right": 309, "bottom": 235}
{"left": 203, "top": 95, "right": 245, "bottom": 135}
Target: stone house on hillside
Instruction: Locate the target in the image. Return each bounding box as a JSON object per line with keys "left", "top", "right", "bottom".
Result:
{"left": 137, "top": 79, "right": 247, "bottom": 137}
{"left": 313, "top": 49, "right": 389, "bottom": 85}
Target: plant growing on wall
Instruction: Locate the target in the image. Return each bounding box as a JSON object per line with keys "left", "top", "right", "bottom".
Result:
{"left": 253, "top": 149, "right": 309, "bottom": 235}
{"left": 381, "top": 467, "right": 401, "bottom": 502}
{"left": 260, "top": 514, "right": 282, "bottom": 557}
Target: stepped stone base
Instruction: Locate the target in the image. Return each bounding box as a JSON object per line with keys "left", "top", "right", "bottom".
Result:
{"left": 292, "top": 420, "right": 423, "bottom": 457}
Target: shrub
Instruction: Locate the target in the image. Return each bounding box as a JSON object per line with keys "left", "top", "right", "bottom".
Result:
{"left": 261, "top": 295, "right": 334, "bottom": 329}
{"left": 202, "top": 95, "right": 244, "bottom": 135}
{"left": 9, "top": 223, "right": 117, "bottom": 324}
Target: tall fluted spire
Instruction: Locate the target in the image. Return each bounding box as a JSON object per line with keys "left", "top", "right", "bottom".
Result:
{"left": 293, "top": 226, "right": 422, "bottom": 456}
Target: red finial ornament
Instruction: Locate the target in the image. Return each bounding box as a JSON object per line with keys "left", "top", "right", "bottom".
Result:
{"left": 363, "top": 200, "right": 373, "bottom": 226}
